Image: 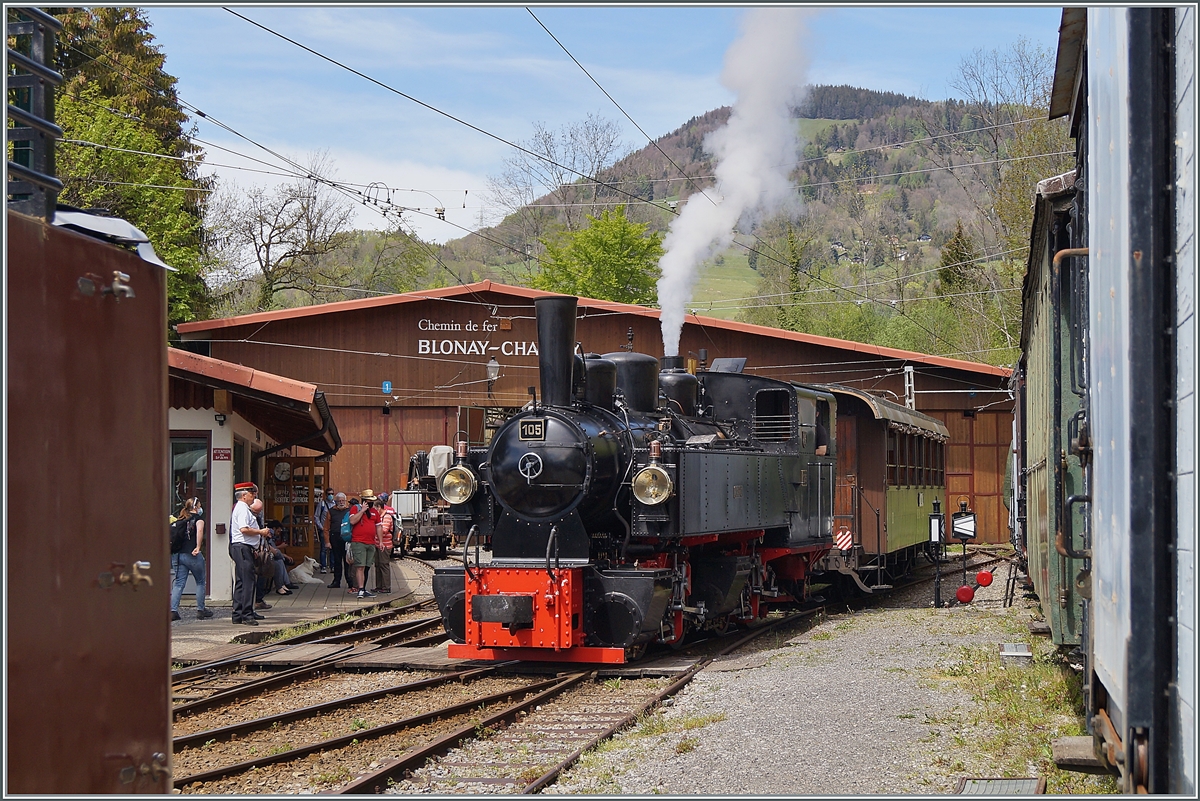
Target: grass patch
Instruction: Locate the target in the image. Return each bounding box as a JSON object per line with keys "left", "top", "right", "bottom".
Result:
{"left": 315, "top": 765, "right": 351, "bottom": 784}
{"left": 603, "top": 677, "right": 623, "bottom": 691}
{"left": 674, "top": 736, "right": 699, "bottom": 755}
{"left": 811, "top": 631, "right": 833, "bottom": 641}
{"left": 517, "top": 765, "right": 544, "bottom": 784}
{"left": 635, "top": 710, "right": 726, "bottom": 738}
{"left": 262, "top": 612, "right": 357, "bottom": 643}
{"left": 939, "top": 638, "right": 1117, "bottom": 794}
{"left": 688, "top": 248, "right": 758, "bottom": 321}
{"left": 350, "top": 718, "right": 367, "bottom": 731}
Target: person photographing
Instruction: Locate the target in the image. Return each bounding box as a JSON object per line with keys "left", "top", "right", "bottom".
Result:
{"left": 348, "top": 489, "right": 381, "bottom": 600}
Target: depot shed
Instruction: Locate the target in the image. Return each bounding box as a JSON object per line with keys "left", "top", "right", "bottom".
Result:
{"left": 177, "top": 281, "right": 1014, "bottom": 542}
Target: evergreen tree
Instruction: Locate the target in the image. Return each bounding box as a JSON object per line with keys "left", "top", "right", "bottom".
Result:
{"left": 938, "top": 220, "right": 978, "bottom": 294}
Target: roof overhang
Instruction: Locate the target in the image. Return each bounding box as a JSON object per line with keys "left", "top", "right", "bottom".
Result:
{"left": 823, "top": 384, "right": 951, "bottom": 440}
{"left": 168, "top": 348, "right": 342, "bottom": 455}
{"left": 1050, "top": 8, "right": 1087, "bottom": 131}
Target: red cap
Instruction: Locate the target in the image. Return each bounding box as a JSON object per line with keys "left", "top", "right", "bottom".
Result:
{"left": 234, "top": 482, "right": 258, "bottom": 491}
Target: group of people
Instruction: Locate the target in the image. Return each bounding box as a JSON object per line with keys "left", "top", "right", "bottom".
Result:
{"left": 314, "top": 488, "right": 397, "bottom": 601}
{"left": 168, "top": 482, "right": 400, "bottom": 626}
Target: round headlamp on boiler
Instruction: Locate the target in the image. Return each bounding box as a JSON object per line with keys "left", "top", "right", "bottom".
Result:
{"left": 632, "top": 465, "right": 673, "bottom": 505}
{"left": 438, "top": 465, "right": 478, "bottom": 505}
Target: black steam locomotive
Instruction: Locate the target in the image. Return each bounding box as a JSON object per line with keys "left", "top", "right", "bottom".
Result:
{"left": 433, "top": 296, "right": 837, "bottom": 663}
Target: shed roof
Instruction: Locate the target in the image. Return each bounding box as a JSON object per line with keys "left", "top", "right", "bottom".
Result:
{"left": 177, "top": 280, "right": 1010, "bottom": 379}
{"left": 168, "top": 348, "right": 342, "bottom": 454}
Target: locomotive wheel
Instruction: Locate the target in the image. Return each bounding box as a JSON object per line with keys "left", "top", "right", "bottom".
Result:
{"left": 710, "top": 616, "right": 732, "bottom": 636}
{"left": 668, "top": 622, "right": 691, "bottom": 651}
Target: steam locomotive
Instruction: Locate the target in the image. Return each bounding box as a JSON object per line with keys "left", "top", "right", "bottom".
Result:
{"left": 433, "top": 295, "right": 838, "bottom": 663}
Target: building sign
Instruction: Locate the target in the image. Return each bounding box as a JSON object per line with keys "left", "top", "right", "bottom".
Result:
{"left": 212, "top": 448, "right": 232, "bottom": 461}
{"left": 382, "top": 380, "right": 392, "bottom": 394}
{"left": 416, "top": 318, "right": 537, "bottom": 357}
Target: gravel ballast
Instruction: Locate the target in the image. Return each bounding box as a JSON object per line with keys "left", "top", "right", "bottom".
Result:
{"left": 547, "top": 565, "right": 1068, "bottom": 795}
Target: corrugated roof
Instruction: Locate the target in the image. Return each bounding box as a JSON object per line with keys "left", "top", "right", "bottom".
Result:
{"left": 177, "top": 280, "right": 1010, "bottom": 378}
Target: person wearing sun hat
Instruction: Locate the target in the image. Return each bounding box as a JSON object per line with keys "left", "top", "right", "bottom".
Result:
{"left": 348, "top": 489, "right": 380, "bottom": 600}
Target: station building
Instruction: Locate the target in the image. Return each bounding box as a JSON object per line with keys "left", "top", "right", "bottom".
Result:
{"left": 177, "top": 281, "right": 1014, "bottom": 542}
{"left": 168, "top": 348, "right": 341, "bottom": 601}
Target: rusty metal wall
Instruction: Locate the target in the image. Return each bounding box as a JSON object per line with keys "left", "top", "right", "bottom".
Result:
{"left": 7, "top": 211, "right": 172, "bottom": 792}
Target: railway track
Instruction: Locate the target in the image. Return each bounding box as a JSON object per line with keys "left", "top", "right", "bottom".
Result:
{"left": 331, "top": 612, "right": 814, "bottom": 794}
{"left": 170, "top": 609, "right": 818, "bottom": 794}
{"left": 171, "top": 599, "right": 442, "bottom": 715}
{"left": 169, "top": 549, "right": 1010, "bottom": 794}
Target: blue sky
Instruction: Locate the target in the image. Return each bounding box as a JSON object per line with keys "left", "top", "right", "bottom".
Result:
{"left": 146, "top": 5, "right": 1064, "bottom": 242}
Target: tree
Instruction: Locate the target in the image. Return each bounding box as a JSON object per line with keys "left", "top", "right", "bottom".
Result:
{"left": 204, "top": 154, "right": 434, "bottom": 314}
{"left": 916, "top": 37, "right": 1072, "bottom": 252}
{"left": 204, "top": 155, "right": 356, "bottom": 313}
{"left": 532, "top": 206, "right": 662, "bottom": 305}
{"left": 50, "top": 7, "right": 212, "bottom": 334}
{"left": 938, "top": 220, "right": 978, "bottom": 294}
{"left": 487, "top": 114, "right": 625, "bottom": 263}
{"left": 55, "top": 84, "right": 210, "bottom": 326}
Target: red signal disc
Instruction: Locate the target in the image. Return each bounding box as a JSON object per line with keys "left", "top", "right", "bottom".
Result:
{"left": 976, "top": 570, "right": 993, "bottom": 587}
{"left": 956, "top": 585, "right": 975, "bottom": 604}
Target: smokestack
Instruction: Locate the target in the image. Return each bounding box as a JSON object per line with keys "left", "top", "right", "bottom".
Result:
{"left": 535, "top": 295, "right": 578, "bottom": 407}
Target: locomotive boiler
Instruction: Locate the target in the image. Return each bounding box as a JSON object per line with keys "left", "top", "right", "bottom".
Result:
{"left": 433, "top": 295, "right": 837, "bottom": 663}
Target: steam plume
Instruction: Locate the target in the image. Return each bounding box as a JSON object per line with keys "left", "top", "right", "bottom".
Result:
{"left": 657, "top": 8, "right": 812, "bottom": 356}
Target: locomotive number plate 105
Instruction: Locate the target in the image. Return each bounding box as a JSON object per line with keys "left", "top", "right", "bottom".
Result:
{"left": 519, "top": 418, "right": 546, "bottom": 441}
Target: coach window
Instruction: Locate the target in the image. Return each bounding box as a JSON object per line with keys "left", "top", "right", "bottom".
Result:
{"left": 887, "top": 429, "right": 898, "bottom": 486}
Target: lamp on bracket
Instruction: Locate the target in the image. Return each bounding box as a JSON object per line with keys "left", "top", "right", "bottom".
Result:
{"left": 486, "top": 356, "right": 500, "bottom": 403}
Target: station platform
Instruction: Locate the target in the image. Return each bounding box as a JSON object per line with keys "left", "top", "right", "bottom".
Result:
{"left": 170, "top": 559, "right": 432, "bottom": 661}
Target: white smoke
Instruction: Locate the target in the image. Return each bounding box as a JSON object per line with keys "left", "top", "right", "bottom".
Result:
{"left": 657, "top": 8, "right": 812, "bottom": 356}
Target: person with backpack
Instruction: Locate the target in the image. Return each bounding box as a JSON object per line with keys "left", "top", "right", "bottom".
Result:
{"left": 375, "top": 490, "right": 395, "bottom": 594}
{"left": 348, "top": 489, "right": 381, "bottom": 600}
{"left": 327, "top": 492, "right": 351, "bottom": 589}
{"left": 170, "top": 498, "right": 213, "bottom": 621}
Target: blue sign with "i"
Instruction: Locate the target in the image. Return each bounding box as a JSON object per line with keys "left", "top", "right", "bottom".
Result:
{"left": 382, "top": 380, "right": 392, "bottom": 394}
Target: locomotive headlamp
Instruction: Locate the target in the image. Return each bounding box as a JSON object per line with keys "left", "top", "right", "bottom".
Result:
{"left": 438, "top": 466, "right": 478, "bottom": 505}
{"left": 632, "top": 465, "right": 673, "bottom": 505}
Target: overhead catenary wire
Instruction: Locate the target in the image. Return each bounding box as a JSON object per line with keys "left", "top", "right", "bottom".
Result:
{"left": 221, "top": 7, "right": 679, "bottom": 216}
{"left": 517, "top": 7, "right": 981, "bottom": 354}
{"left": 65, "top": 27, "right": 1026, "bottom": 364}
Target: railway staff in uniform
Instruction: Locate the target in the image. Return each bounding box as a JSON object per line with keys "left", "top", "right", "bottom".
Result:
{"left": 230, "top": 482, "right": 269, "bottom": 626}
